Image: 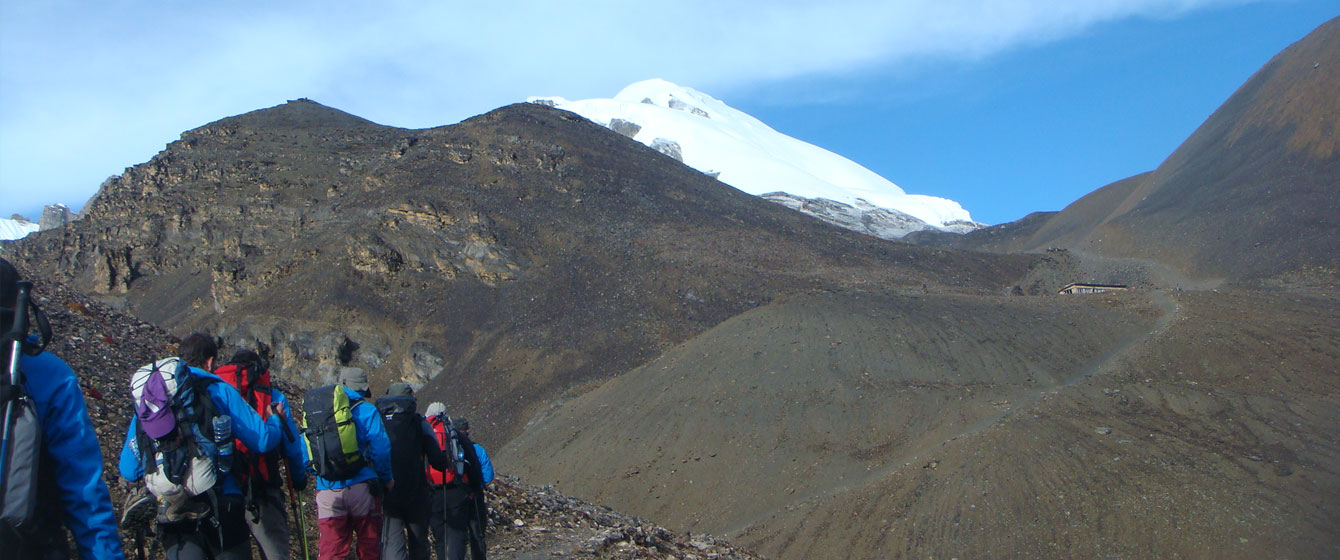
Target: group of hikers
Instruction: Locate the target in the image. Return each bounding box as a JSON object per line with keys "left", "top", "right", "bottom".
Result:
{"left": 1, "top": 257, "right": 493, "bottom": 560}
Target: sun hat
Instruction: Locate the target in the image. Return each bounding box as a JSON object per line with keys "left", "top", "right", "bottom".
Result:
{"left": 133, "top": 360, "right": 182, "bottom": 438}
{"left": 339, "top": 367, "right": 370, "bottom": 393}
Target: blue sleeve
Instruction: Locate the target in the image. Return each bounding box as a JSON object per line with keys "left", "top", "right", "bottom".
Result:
{"left": 474, "top": 443, "right": 494, "bottom": 484}
{"left": 271, "top": 392, "right": 309, "bottom": 485}
{"left": 206, "top": 375, "right": 281, "bottom": 453}
{"left": 119, "top": 416, "right": 143, "bottom": 481}
{"left": 353, "top": 400, "right": 394, "bottom": 482}
{"left": 25, "top": 353, "right": 127, "bottom": 560}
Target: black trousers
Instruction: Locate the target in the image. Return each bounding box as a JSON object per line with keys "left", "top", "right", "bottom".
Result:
{"left": 6, "top": 516, "right": 71, "bottom": 560}
{"left": 158, "top": 494, "right": 252, "bottom": 560}
{"left": 429, "top": 486, "right": 478, "bottom": 560}
{"left": 382, "top": 498, "right": 432, "bottom": 560}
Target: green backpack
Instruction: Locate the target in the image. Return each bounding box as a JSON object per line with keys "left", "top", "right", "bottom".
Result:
{"left": 301, "top": 385, "right": 366, "bottom": 481}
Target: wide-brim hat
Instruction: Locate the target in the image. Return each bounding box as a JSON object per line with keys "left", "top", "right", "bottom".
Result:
{"left": 339, "top": 367, "right": 370, "bottom": 392}
{"left": 386, "top": 382, "right": 413, "bottom": 397}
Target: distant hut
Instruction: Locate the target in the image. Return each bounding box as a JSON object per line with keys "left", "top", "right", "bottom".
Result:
{"left": 1058, "top": 283, "right": 1128, "bottom": 295}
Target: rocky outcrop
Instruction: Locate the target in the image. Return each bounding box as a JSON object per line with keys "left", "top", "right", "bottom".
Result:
{"left": 608, "top": 118, "right": 641, "bottom": 138}
{"left": 667, "top": 97, "right": 711, "bottom": 118}
{"left": 39, "top": 203, "right": 78, "bottom": 231}
{"left": 651, "top": 138, "right": 683, "bottom": 162}
{"left": 761, "top": 192, "right": 985, "bottom": 240}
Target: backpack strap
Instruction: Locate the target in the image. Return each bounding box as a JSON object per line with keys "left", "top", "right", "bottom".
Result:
{"left": 22, "top": 297, "right": 51, "bottom": 357}
{"left": 134, "top": 419, "right": 156, "bottom": 476}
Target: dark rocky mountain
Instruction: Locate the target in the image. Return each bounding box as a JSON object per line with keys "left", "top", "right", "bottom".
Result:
{"left": 3, "top": 99, "right": 1032, "bottom": 445}
{"left": 913, "top": 17, "right": 1340, "bottom": 285}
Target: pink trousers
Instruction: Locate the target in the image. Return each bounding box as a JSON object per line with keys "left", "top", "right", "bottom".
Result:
{"left": 316, "top": 482, "right": 382, "bottom": 560}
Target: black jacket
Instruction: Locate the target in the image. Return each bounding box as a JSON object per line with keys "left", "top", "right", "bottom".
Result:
{"left": 375, "top": 395, "right": 449, "bottom": 507}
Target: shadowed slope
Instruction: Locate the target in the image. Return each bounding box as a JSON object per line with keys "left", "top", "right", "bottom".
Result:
{"left": 736, "top": 289, "right": 1340, "bottom": 559}
{"left": 502, "top": 290, "right": 1159, "bottom": 541}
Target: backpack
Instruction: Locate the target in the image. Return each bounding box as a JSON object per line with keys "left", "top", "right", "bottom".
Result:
{"left": 375, "top": 395, "right": 420, "bottom": 463}
{"left": 375, "top": 395, "right": 427, "bottom": 503}
{"left": 214, "top": 358, "right": 280, "bottom": 488}
{"left": 0, "top": 278, "right": 48, "bottom": 543}
{"left": 131, "top": 358, "right": 222, "bottom": 521}
{"left": 425, "top": 415, "right": 467, "bottom": 486}
{"left": 302, "top": 385, "right": 366, "bottom": 481}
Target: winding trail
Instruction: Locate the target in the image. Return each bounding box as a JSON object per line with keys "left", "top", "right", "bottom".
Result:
{"left": 888, "top": 253, "right": 1198, "bottom": 467}
{"left": 728, "top": 253, "right": 1201, "bottom": 536}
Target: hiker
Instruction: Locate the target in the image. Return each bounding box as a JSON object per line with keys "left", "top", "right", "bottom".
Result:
{"left": 214, "top": 348, "right": 309, "bottom": 560}
{"left": 119, "top": 333, "right": 286, "bottom": 560}
{"left": 307, "top": 367, "right": 394, "bottom": 560}
{"left": 452, "top": 417, "right": 493, "bottom": 560}
{"left": 0, "top": 258, "right": 125, "bottom": 559}
{"left": 375, "top": 383, "right": 449, "bottom": 560}
{"left": 424, "top": 404, "right": 493, "bottom": 560}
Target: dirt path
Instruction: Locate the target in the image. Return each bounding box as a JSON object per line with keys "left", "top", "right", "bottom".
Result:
{"left": 726, "top": 253, "right": 1197, "bottom": 537}
{"left": 891, "top": 252, "right": 1195, "bottom": 467}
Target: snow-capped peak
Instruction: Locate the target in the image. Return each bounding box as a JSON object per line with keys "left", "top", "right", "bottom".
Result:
{"left": 529, "top": 79, "right": 978, "bottom": 237}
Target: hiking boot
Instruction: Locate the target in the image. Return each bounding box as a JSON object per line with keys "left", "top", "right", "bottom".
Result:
{"left": 120, "top": 488, "right": 157, "bottom": 529}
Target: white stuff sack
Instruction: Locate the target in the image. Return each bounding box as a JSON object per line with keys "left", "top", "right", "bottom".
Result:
{"left": 144, "top": 454, "right": 216, "bottom": 498}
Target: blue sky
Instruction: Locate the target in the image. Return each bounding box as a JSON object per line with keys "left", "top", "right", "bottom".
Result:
{"left": 1, "top": 0, "right": 1336, "bottom": 225}
{"left": 731, "top": 1, "right": 1340, "bottom": 224}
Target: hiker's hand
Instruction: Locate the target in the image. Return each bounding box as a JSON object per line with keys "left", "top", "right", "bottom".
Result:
{"left": 385, "top": 479, "right": 395, "bottom": 493}
{"left": 269, "top": 402, "right": 286, "bottom": 417}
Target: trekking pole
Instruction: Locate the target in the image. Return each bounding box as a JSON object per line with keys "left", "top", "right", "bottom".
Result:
{"left": 134, "top": 526, "right": 146, "bottom": 560}
{"left": 2, "top": 281, "right": 32, "bottom": 452}
{"left": 277, "top": 408, "right": 312, "bottom": 560}
{"left": 468, "top": 497, "right": 487, "bottom": 560}
{"left": 285, "top": 469, "right": 311, "bottom": 560}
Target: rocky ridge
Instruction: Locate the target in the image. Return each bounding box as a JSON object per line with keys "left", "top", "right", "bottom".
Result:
{"left": 3, "top": 99, "right": 1033, "bottom": 446}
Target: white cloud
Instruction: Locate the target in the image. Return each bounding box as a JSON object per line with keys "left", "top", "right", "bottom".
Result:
{"left": 0, "top": 0, "right": 1264, "bottom": 216}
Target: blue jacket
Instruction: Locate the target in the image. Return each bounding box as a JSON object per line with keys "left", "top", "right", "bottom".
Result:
{"left": 269, "top": 390, "right": 310, "bottom": 488}
{"left": 119, "top": 366, "right": 284, "bottom": 496}
{"left": 314, "top": 386, "right": 394, "bottom": 490}
{"left": 19, "top": 350, "right": 126, "bottom": 560}
{"left": 474, "top": 443, "right": 494, "bottom": 485}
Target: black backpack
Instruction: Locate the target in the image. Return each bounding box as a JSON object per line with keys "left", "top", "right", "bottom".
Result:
{"left": 375, "top": 395, "right": 425, "bottom": 503}
{"left": 302, "top": 385, "right": 367, "bottom": 481}
{"left": 0, "top": 273, "right": 49, "bottom": 546}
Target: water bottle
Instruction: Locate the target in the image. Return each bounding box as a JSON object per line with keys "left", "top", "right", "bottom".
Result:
{"left": 213, "top": 415, "right": 234, "bottom": 475}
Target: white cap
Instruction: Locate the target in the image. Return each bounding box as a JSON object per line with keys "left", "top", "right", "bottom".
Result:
{"left": 425, "top": 402, "right": 447, "bottom": 417}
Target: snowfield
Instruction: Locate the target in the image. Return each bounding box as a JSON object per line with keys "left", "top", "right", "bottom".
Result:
{"left": 530, "top": 79, "right": 979, "bottom": 237}
{"left": 0, "top": 217, "right": 38, "bottom": 241}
